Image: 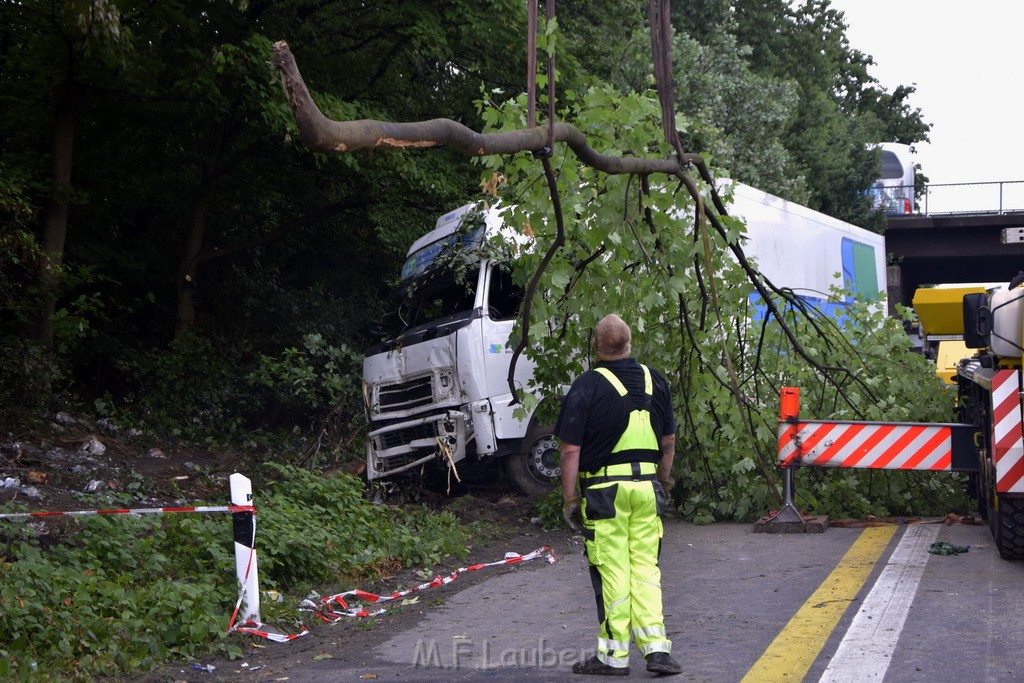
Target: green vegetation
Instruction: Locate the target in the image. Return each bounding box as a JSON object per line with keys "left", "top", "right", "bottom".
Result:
{"left": 0, "top": 465, "right": 472, "bottom": 679}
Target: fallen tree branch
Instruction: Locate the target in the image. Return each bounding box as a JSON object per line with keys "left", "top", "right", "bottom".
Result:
{"left": 273, "top": 41, "right": 703, "bottom": 176}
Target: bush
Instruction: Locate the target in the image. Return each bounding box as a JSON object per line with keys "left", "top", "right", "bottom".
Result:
{"left": 112, "top": 333, "right": 253, "bottom": 440}
{"left": 0, "top": 339, "right": 61, "bottom": 422}
{"left": 0, "top": 514, "right": 239, "bottom": 678}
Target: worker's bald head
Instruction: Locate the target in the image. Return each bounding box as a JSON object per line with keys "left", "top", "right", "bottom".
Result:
{"left": 593, "top": 314, "right": 631, "bottom": 361}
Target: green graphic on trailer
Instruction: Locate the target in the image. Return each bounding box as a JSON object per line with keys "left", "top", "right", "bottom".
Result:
{"left": 841, "top": 238, "right": 879, "bottom": 299}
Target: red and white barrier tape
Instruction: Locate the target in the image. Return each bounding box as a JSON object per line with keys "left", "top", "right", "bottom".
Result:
{"left": 0, "top": 505, "right": 255, "bottom": 520}
{"left": 304, "top": 546, "right": 558, "bottom": 621}
{"left": 231, "top": 619, "right": 309, "bottom": 643}
{"left": 227, "top": 546, "right": 557, "bottom": 642}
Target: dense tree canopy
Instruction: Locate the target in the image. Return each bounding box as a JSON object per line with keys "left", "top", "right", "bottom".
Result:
{"left": 1, "top": 0, "right": 937, "bottom": 504}
{"left": 1, "top": 0, "right": 530, "bottom": 426}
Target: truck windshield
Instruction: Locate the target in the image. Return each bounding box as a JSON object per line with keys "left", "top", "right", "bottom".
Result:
{"left": 402, "top": 224, "right": 485, "bottom": 280}
{"left": 394, "top": 267, "right": 481, "bottom": 333}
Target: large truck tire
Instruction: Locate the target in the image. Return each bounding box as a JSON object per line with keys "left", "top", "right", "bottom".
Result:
{"left": 993, "top": 495, "right": 1024, "bottom": 560}
{"left": 503, "top": 423, "right": 560, "bottom": 496}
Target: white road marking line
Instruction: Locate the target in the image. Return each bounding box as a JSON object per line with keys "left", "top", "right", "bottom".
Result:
{"left": 818, "top": 523, "right": 939, "bottom": 682}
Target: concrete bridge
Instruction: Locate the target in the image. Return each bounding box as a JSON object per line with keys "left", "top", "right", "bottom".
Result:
{"left": 885, "top": 210, "right": 1024, "bottom": 309}
{"left": 882, "top": 180, "right": 1024, "bottom": 309}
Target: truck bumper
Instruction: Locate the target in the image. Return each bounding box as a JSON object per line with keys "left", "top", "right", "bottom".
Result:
{"left": 365, "top": 409, "right": 468, "bottom": 480}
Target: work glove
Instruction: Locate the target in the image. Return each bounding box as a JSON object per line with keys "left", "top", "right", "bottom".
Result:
{"left": 658, "top": 476, "right": 676, "bottom": 511}
{"left": 562, "top": 495, "right": 583, "bottom": 532}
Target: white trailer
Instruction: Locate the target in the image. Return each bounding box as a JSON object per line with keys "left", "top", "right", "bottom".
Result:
{"left": 728, "top": 182, "right": 886, "bottom": 314}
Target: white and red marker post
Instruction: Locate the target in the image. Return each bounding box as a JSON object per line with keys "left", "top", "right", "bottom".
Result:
{"left": 229, "top": 473, "right": 260, "bottom": 625}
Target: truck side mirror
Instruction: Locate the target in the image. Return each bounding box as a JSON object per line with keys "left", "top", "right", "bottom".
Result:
{"left": 963, "top": 293, "right": 991, "bottom": 349}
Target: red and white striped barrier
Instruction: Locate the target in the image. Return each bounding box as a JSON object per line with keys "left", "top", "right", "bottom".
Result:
{"left": 304, "top": 546, "right": 558, "bottom": 621}
{"left": 229, "top": 620, "right": 309, "bottom": 643}
{"left": 777, "top": 421, "right": 955, "bottom": 470}
{"left": 227, "top": 547, "right": 558, "bottom": 643}
{"left": 776, "top": 388, "right": 975, "bottom": 474}
{"left": 992, "top": 369, "right": 1024, "bottom": 493}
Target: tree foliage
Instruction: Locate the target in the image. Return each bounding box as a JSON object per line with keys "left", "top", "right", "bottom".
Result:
{"left": 0, "top": 0, "right": 528, "bottom": 436}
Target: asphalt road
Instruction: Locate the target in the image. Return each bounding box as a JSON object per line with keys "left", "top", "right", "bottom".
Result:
{"left": 212, "top": 519, "right": 1024, "bottom": 682}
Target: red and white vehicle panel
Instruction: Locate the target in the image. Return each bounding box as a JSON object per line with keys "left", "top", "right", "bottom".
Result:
{"left": 992, "top": 369, "right": 1024, "bottom": 493}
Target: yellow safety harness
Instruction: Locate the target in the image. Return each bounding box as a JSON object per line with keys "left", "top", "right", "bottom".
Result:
{"left": 593, "top": 365, "right": 659, "bottom": 453}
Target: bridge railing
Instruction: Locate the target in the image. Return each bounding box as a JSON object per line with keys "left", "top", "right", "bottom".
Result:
{"left": 911, "top": 180, "right": 1024, "bottom": 216}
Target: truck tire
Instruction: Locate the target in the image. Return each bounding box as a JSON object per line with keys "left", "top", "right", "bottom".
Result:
{"left": 993, "top": 495, "right": 1024, "bottom": 560}
{"left": 503, "top": 423, "right": 560, "bottom": 496}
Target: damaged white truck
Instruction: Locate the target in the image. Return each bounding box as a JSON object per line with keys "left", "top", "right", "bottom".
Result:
{"left": 361, "top": 186, "right": 887, "bottom": 496}
{"left": 362, "top": 203, "right": 556, "bottom": 495}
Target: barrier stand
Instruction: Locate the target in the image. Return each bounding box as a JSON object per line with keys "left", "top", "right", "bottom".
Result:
{"left": 225, "top": 475, "right": 308, "bottom": 642}
{"left": 754, "top": 387, "right": 829, "bottom": 534}
{"left": 226, "top": 475, "right": 308, "bottom": 642}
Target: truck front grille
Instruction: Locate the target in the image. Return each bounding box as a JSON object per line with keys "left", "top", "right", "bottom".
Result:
{"left": 378, "top": 375, "right": 434, "bottom": 411}
{"left": 376, "top": 422, "right": 437, "bottom": 450}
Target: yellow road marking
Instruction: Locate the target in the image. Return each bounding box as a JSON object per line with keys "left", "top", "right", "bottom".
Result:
{"left": 741, "top": 526, "right": 898, "bottom": 682}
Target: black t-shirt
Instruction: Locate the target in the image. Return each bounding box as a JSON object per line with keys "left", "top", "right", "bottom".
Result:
{"left": 554, "top": 358, "right": 676, "bottom": 473}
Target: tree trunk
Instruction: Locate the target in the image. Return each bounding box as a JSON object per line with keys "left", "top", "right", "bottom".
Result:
{"left": 31, "top": 80, "right": 76, "bottom": 350}
{"left": 175, "top": 189, "right": 215, "bottom": 340}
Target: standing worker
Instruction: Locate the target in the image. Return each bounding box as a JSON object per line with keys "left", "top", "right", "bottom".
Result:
{"left": 556, "top": 313, "right": 682, "bottom": 676}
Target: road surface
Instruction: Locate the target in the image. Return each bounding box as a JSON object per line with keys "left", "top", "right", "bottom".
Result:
{"left": 201, "top": 519, "right": 1024, "bottom": 682}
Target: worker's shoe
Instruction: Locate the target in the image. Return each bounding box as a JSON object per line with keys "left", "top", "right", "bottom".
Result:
{"left": 571, "top": 655, "right": 629, "bottom": 676}
{"left": 645, "top": 651, "right": 683, "bottom": 675}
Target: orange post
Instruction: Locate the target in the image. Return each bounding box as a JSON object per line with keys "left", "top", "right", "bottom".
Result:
{"left": 751, "top": 387, "right": 811, "bottom": 529}
{"left": 780, "top": 387, "right": 800, "bottom": 421}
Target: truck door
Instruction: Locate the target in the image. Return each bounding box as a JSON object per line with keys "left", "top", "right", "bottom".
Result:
{"left": 479, "top": 265, "right": 529, "bottom": 407}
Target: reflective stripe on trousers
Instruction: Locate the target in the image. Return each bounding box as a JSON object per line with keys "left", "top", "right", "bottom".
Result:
{"left": 582, "top": 474, "right": 671, "bottom": 663}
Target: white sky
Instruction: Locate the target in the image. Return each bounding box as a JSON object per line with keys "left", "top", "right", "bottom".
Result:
{"left": 828, "top": 0, "right": 1024, "bottom": 212}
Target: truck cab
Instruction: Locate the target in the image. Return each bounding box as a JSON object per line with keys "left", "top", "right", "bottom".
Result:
{"left": 869, "top": 142, "right": 916, "bottom": 215}
{"left": 362, "top": 203, "right": 559, "bottom": 495}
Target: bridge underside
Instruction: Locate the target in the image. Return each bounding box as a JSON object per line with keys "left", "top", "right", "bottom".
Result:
{"left": 885, "top": 211, "right": 1024, "bottom": 309}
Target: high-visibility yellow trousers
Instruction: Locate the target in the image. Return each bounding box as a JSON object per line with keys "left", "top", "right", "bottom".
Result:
{"left": 580, "top": 464, "right": 671, "bottom": 669}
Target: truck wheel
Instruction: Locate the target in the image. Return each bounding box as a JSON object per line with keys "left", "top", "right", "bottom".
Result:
{"left": 994, "top": 495, "right": 1024, "bottom": 560}
{"left": 503, "top": 424, "right": 560, "bottom": 496}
